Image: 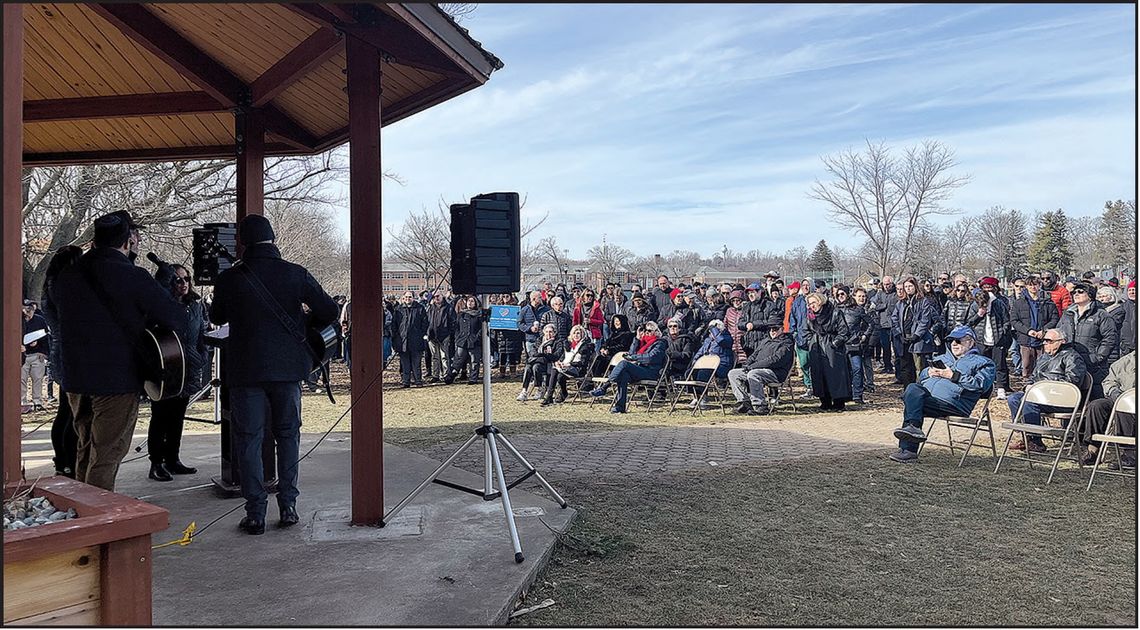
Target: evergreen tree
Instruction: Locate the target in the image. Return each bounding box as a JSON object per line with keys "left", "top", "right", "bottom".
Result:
{"left": 1027, "top": 209, "right": 1074, "bottom": 275}
{"left": 807, "top": 239, "right": 836, "bottom": 274}
{"left": 1096, "top": 199, "right": 1136, "bottom": 271}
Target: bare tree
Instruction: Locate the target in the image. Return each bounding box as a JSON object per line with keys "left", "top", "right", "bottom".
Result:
{"left": 438, "top": 3, "right": 477, "bottom": 22}
{"left": 810, "top": 139, "right": 968, "bottom": 277}
{"left": 938, "top": 216, "right": 976, "bottom": 276}
{"left": 783, "top": 246, "right": 809, "bottom": 278}
{"left": 386, "top": 205, "right": 451, "bottom": 290}
{"left": 586, "top": 238, "right": 634, "bottom": 285}
{"left": 975, "top": 206, "right": 1029, "bottom": 281}
{"left": 662, "top": 250, "right": 702, "bottom": 280}
{"left": 535, "top": 236, "right": 570, "bottom": 285}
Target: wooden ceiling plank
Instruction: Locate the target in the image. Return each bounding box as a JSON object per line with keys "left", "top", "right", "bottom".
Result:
{"left": 88, "top": 3, "right": 246, "bottom": 106}
{"left": 24, "top": 92, "right": 226, "bottom": 122}
{"left": 251, "top": 28, "right": 343, "bottom": 107}
{"left": 71, "top": 4, "right": 193, "bottom": 94}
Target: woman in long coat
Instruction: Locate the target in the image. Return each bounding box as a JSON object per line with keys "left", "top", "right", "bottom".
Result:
{"left": 805, "top": 291, "right": 851, "bottom": 411}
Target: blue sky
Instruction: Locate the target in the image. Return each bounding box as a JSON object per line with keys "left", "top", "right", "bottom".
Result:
{"left": 351, "top": 3, "right": 1136, "bottom": 259}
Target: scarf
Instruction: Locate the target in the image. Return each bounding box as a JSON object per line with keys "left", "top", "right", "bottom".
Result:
{"left": 636, "top": 334, "right": 657, "bottom": 354}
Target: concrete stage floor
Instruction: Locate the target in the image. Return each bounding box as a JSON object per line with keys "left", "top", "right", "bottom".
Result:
{"left": 28, "top": 431, "right": 576, "bottom": 626}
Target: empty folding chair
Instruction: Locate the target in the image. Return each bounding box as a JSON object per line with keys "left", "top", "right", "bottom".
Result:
{"left": 995, "top": 380, "right": 1083, "bottom": 484}
{"left": 668, "top": 354, "right": 727, "bottom": 417}
{"left": 1087, "top": 388, "right": 1137, "bottom": 490}
{"left": 630, "top": 355, "right": 672, "bottom": 413}
{"left": 579, "top": 351, "right": 626, "bottom": 406}
{"left": 918, "top": 388, "right": 996, "bottom": 466}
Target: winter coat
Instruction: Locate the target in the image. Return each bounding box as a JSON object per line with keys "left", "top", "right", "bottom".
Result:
{"left": 1045, "top": 284, "right": 1073, "bottom": 318}
{"left": 600, "top": 315, "right": 635, "bottom": 358}
{"left": 557, "top": 338, "right": 595, "bottom": 374}
{"left": 1121, "top": 299, "right": 1137, "bottom": 356}
{"left": 692, "top": 326, "right": 735, "bottom": 377}
{"left": 1059, "top": 301, "right": 1118, "bottom": 373}
{"left": 40, "top": 291, "right": 64, "bottom": 383}
{"left": 805, "top": 301, "right": 851, "bottom": 400}
{"left": 426, "top": 301, "right": 456, "bottom": 343}
{"left": 663, "top": 332, "right": 695, "bottom": 377}
{"left": 870, "top": 286, "right": 899, "bottom": 329}
{"left": 839, "top": 303, "right": 875, "bottom": 354}
{"left": 656, "top": 300, "right": 677, "bottom": 327}
{"left": 390, "top": 301, "right": 429, "bottom": 354}
{"left": 174, "top": 295, "right": 209, "bottom": 394}
{"left": 1103, "top": 302, "right": 1127, "bottom": 364}
{"left": 1103, "top": 351, "right": 1136, "bottom": 401}
{"left": 669, "top": 304, "right": 701, "bottom": 336}
{"left": 623, "top": 302, "right": 657, "bottom": 332}
{"left": 600, "top": 295, "right": 624, "bottom": 321}
{"left": 916, "top": 348, "right": 996, "bottom": 416}
{"left": 571, "top": 299, "right": 605, "bottom": 341}
{"left": 539, "top": 308, "right": 573, "bottom": 341}
{"left": 891, "top": 296, "right": 938, "bottom": 354}
{"left": 649, "top": 287, "right": 674, "bottom": 321}
{"left": 22, "top": 313, "right": 50, "bottom": 360}
{"left": 737, "top": 298, "right": 772, "bottom": 355}
{"left": 741, "top": 332, "right": 795, "bottom": 383}
{"left": 788, "top": 295, "right": 810, "bottom": 349}
{"left": 1028, "top": 344, "right": 1087, "bottom": 388}
{"left": 624, "top": 336, "right": 669, "bottom": 374}
{"left": 966, "top": 293, "right": 1011, "bottom": 348}
{"left": 1009, "top": 290, "right": 1060, "bottom": 348}
{"left": 518, "top": 302, "right": 550, "bottom": 344}
{"left": 943, "top": 298, "right": 973, "bottom": 330}
{"left": 454, "top": 308, "right": 483, "bottom": 350}
{"left": 529, "top": 337, "right": 567, "bottom": 367}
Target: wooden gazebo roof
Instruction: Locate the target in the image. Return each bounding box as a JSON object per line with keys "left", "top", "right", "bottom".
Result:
{"left": 21, "top": 2, "right": 502, "bottom": 165}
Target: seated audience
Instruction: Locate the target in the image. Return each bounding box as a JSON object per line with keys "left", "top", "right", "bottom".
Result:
{"left": 727, "top": 318, "right": 794, "bottom": 415}
{"left": 541, "top": 325, "right": 595, "bottom": 406}
{"left": 1005, "top": 328, "right": 1088, "bottom": 452}
{"left": 590, "top": 321, "right": 668, "bottom": 414}
{"left": 1080, "top": 350, "right": 1135, "bottom": 467}
{"left": 518, "top": 324, "right": 561, "bottom": 401}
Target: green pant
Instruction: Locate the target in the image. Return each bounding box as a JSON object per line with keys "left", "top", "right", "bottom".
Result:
{"left": 68, "top": 393, "right": 140, "bottom": 492}
{"left": 795, "top": 346, "right": 812, "bottom": 389}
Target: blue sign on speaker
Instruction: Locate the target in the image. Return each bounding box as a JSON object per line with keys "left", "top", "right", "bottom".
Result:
{"left": 488, "top": 305, "right": 520, "bottom": 331}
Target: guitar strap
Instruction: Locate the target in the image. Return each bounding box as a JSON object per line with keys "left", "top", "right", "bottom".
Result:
{"left": 236, "top": 263, "right": 336, "bottom": 404}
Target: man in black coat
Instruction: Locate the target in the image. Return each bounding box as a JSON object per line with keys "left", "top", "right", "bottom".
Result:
{"left": 45, "top": 211, "right": 186, "bottom": 492}
{"left": 727, "top": 320, "right": 794, "bottom": 415}
{"left": 209, "top": 214, "right": 338, "bottom": 534}
{"left": 20, "top": 299, "right": 51, "bottom": 413}
{"left": 390, "top": 290, "right": 429, "bottom": 387}
{"left": 1008, "top": 275, "right": 1059, "bottom": 380}
{"left": 425, "top": 292, "right": 456, "bottom": 383}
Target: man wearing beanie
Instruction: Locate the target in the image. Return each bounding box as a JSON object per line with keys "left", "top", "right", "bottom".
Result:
{"left": 210, "top": 213, "right": 338, "bottom": 534}
{"left": 45, "top": 211, "right": 186, "bottom": 492}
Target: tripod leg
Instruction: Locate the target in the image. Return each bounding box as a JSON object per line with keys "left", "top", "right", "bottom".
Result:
{"left": 495, "top": 433, "right": 568, "bottom": 508}
{"left": 484, "top": 436, "right": 494, "bottom": 496}
{"left": 383, "top": 432, "right": 480, "bottom": 525}
{"left": 487, "top": 433, "right": 525, "bottom": 563}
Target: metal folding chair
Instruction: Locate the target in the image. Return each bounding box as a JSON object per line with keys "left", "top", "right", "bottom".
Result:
{"left": 1087, "top": 388, "right": 1137, "bottom": 490}
{"left": 578, "top": 351, "right": 626, "bottom": 406}
{"left": 918, "top": 388, "right": 996, "bottom": 466}
{"left": 765, "top": 370, "right": 799, "bottom": 414}
{"left": 630, "top": 355, "right": 672, "bottom": 412}
{"left": 668, "top": 354, "right": 727, "bottom": 417}
{"left": 995, "top": 380, "right": 1084, "bottom": 484}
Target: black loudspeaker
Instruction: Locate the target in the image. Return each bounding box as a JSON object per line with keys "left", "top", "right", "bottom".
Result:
{"left": 192, "top": 222, "right": 238, "bottom": 285}
{"left": 450, "top": 192, "right": 521, "bottom": 295}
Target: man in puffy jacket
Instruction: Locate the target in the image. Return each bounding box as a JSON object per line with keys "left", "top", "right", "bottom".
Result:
{"left": 870, "top": 276, "right": 899, "bottom": 373}
{"left": 967, "top": 276, "right": 1012, "bottom": 399}
{"left": 518, "top": 290, "right": 550, "bottom": 361}
{"left": 539, "top": 295, "right": 573, "bottom": 341}
{"left": 1003, "top": 327, "right": 1087, "bottom": 452}
{"left": 727, "top": 320, "right": 794, "bottom": 415}
{"left": 1009, "top": 275, "right": 1059, "bottom": 380}
{"left": 1059, "top": 282, "right": 1118, "bottom": 400}
{"left": 889, "top": 325, "right": 996, "bottom": 463}
{"left": 1040, "top": 271, "right": 1073, "bottom": 318}
{"left": 390, "top": 291, "right": 429, "bottom": 387}
{"left": 425, "top": 292, "right": 456, "bottom": 383}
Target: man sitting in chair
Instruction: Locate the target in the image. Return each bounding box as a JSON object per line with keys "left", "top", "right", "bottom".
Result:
{"left": 1079, "top": 350, "right": 1134, "bottom": 467}
{"left": 589, "top": 321, "right": 668, "bottom": 414}
{"left": 889, "top": 325, "right": 996, "bottom": 463}
{"left": 727, "top": 317, "right": 794, "bottom": 416}
{"left": 1002, "top": 328, "right": 1087, "bottom": 454}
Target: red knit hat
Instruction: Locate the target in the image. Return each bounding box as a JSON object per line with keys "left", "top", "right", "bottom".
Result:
{"left": 787, "top": 282, "right": 801, "bottom": 291}
{"left": 1129, "top": 280, "right": 1137, "bottom": 289}
{"left": 669, "top": 288, "right": 683, "bottom": 300}
{"left": 979, "top": 276, "right": 999, "bottom": 287}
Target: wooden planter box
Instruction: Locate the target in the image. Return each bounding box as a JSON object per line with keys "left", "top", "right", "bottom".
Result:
{"left": 3, "top": 477, "right": 168, "bottom": 626}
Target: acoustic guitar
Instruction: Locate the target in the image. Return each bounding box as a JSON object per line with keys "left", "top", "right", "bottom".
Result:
{"left": 141, "top": 326, "right": 186, "bottom": 401}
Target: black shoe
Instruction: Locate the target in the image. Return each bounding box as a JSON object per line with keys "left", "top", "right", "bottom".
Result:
{"left": 414, "top": 381, "right": 425, "bottom": 387}
{"left": 426, "top": 376, "right": 440, "bottom": 383}
{"left": 148, "top": 462, "right": 173, "bottom": 482}
{"left": 239, "top": 516, "right": 265, "bottom": 535}
{"left": 540, "top": 398, "right": 554, "bottom": 407}
{"left": 401, "top": 382, "right": 411, "bottom": 389}
{"left": 746, "top": 407, "right": 769, "bottom": 416}
{"left": 443, "top": 376, "right": 455, "bottom": 385}
{"left": 279, "top": 504, "right": 300, "bottom": 528}
{"left": 734, "top": 402, "right": 752, "bottom": 414}
{"left": 165, "top": 461, "right": 197, "bottom": 475}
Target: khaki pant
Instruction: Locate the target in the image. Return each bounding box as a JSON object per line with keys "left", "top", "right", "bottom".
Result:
{"left": 20, "top": 353, "right": 47, "bottom": 405}
{"left": 68, "top": 393, "right": 140, "bottom": 492}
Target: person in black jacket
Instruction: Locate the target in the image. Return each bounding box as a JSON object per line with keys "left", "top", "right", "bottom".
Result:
{"left": 663, "top": 319, "right": 696, "bottom": 380}
{"left": 539, "top": 295, "right": 573, "bottom": 341}
{"left": 837, "top": 285, "right": 875, "bottom": 404}
{"left": 41, "top": 245, "right": 83, "bottom": 477}
{"left": 451, "top": 296, "right": 484, "bottom": 385}
{"left": 425, "top": 292, "right": 456, "bottom": 383}
{"left": 46, "top": 212, "right": 187, "bottom": 492}
{"left": 146, "top": 263, "right": 208, "bottom": 482}
{"left": 805, "top": 292, "right": 851, "bottom": 411}
{"left": 541, "top": 325, "right": 594, "bottom": 405}
{"left": 727, "top": 320, "right": 794, "bottom": 415}
{"left": 593, "top": 313, "right": 635, "bottom": 377}
{"left": 390, "top": 290, "right": 429, "bottom": 386}
{"left": 209, "top": 214, "right": 337, "bottom": 534}
{"left": 518, "top": 324, "right": 562, "bottom": 401}
{"left": 942, "top": 283, "right": 974, "bottom": 331}
{"left": 1059, "top": 283, "right": 1119, "bottom": 400}
{"left": 1008, "top": 276, "right": 1059, "bottom": 380}
{"left": 20, "top": 299, "right": 50, "bottom": 413}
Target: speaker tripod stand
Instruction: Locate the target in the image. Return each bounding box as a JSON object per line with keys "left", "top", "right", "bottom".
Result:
{"left": 382, "top": 295, "right": 568, "bottom": 563}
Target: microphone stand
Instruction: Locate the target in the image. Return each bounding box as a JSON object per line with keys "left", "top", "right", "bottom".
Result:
{"left": 381, "top": 294, "right": 568, "bottom": 562}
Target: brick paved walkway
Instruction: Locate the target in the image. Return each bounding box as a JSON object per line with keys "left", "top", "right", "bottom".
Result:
{"left": 419, "top": 409, "right": 902, "bottom": 482}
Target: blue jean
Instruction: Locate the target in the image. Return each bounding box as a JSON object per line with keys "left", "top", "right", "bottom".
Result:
{"left": 878, "top": 328, "right": 894, "bottom": 369}
{"left": 608, "top": 361, "right": 658, "bottom": 410}
{"left": 899, "top": 383, "right": 966, "bottom": 452}
{"left": 383, "top": 337, "right": 391, "bottom": 364}
{"left": 849, "top": 353, "right": 865, "bottom": 400}
{"left": 1006, "top": 391, "right": 1071, "bottom": 445}
{"left": 1009, "top": 337, "right": 1021, "bottom": 374}
{"left": 230, "top": 383, "right": 302, "bottom": 518}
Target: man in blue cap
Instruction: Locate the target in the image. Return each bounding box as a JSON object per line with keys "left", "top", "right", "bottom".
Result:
{"left": 889, "top": 324, "right": 996, "bottom": 462}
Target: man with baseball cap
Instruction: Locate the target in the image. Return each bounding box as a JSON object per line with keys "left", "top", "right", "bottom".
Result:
{"left": 889, "top": 325, "right": 996, "bottom": 462}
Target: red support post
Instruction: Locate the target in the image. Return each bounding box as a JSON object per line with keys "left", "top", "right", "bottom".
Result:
{"left": 3, "top": 4, "right": 24, "bottom": 484}
{"left": 345, "top": 35, "right": 384, "bottom": 525}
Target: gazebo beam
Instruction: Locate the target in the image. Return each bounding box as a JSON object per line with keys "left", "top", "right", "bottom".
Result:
{"left": 24, "top": 92, "right": 225, "bottom": 122}
{"left": 90, "top": 3, "right": 317, "bottom": 151}
{"left": 250, "top": 28, "right": 343, "bottom": 108}
{"left": 235, "top": 109, "right": 266, "bottom": 224}
{"left": 23, "top": 143, "right": 298, "bottom": 167}
{"left": 3, "top": 3, "right": 23, "bottom": 483}
{"left": 345, "top": 33, "right": 384, "bottom": 526}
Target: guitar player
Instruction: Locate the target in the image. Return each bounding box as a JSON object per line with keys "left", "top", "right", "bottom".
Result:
{"left": 209, "top": 214, "right": 338, "bottom": 535}
{"left": 45, "top": 211, "right": 186, "bottom": 492}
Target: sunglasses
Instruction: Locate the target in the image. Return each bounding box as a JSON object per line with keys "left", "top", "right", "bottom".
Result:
{"left": 174, "top": 277, "right": 189, "bottom": 284}
{"left": 1072, "top": 288, "right": 1087, "bottom": 295}
{"left": 1044, "top": 337, "right": 1062, "bottom": 343}
{"left": 667, "top": 324, "right": 680, "bottom": 328}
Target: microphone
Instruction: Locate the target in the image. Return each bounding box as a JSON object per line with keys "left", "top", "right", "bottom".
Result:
{"left": 146, "top": 252, "right": 166, "bottom": 266}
